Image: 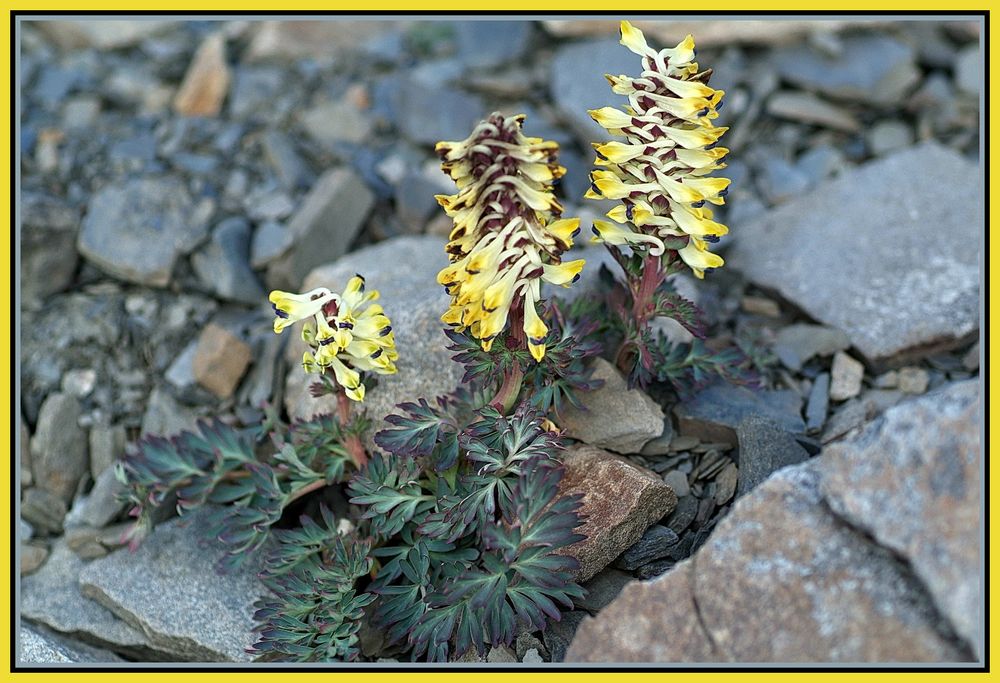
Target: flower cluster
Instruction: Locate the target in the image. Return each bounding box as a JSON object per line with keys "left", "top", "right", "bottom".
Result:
{"left": 586, "top": 21, "right": 731, "bottom": 279}
{"left": 435, "top": 112, "right": 585, "bottom": 361}
{"left": 269, "top": 275, "right": 397, "bottom": 401}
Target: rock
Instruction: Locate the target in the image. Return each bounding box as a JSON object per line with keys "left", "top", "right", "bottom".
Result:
{"left": 394, "top": 80, "right": 486, "bottom": 146}
{"left": 486, "top": 645, "right": 517, "bottom": 663}
{"left": 804, "top": 372, "right": 830, "bottom": 433}
{"left": 663, "top": 470, "right": 690, "bottom": 498}
{"left": 756, "top": 155, "right": 811, "bottom": 206}
{"left": 298, "top": 99, "right": 373, "bottom": 146}
{"left": 21, "top": 543, "right": 49, "bottom": 575}
{"left": 61, "top": 95, "right": 101, "bottom": 130}
{"left": 574, "top": 567, "right": 634, "bottom": 614}
{"left": 821, "top": 389, "right": 903, "bottom": 444}
{"left": 238, "top": 333, "right": 285, "bottom": 409}
{"left": 542, "top": 610, "right": 586, "bottom": 663}
{"left": 74, "top": 466, "right": 125, "bottom": 529}
{"left": 735, "top": 415, "right": 809, "bottom": 498}
{"left": 20, "top": 517, "right": 34, "bottom": 541}
{"left": 19, "top": 623, "right": 124, "bottom": 664}
{"left": 173, "top": 32, "right": 230, "bottom": 117}
{"left": 740, "top": 295, "right": 781, "bottom": 318}
{"left": 30, "top": 393, "right": 88, "bottom": 504}
{"left": 897, "top": 366, "right": 930, "bottom": 394}
{"left": 21, "top": 421, "right": 32, "bottom": 487}
{"left": 267, "top": 168, "right": 374, "bottom": 290}
{"left": 22, "top": 541, "right": 154, "bottom": 655}
{"left": 250, "top": 221, "right": 293, "bottom": 269}
{"left": 821, "top": 380, "right": 981, "bottom": 657}
{"left": 79, "top": 508, "right": 269, "bottom": 662}
{"left": 874, "top": 370, "right": 899, "bottom": 389}
{"left": 770, "top": 34, "right": 920, "bottom": 106}
{"left": 714, "top": 462, "right": 739, "bottom": 504}
{"left": 867, "top": 120, "right": 913, "bottom": 156}
{"left": 192, "top": 322, "right": 253, "bottom": 399}
{"left": 395, "top": 172, "right": 444, "bottom": 233}
{"left": 665, "top": 495, "right": 698, "bottom": 535}
{"left": 88, "top": 424, "right": 125, "bottom": 480}
{"left": 557, "top": 445, "right": 677, "bottom": 582}
{"left": 141, "top": 387, "right": 200, "bottom": 437}
{"left": 728, "top": 143, "right": 979, "bottom": 367}
{"left": 244, "top": 20, "right": 399, "bottom": 62}
{"left": 954, "top": 45, "right": 980, "bottom": 96}
{"left": 773, "top": 324, "right": 851, "bottom": 372}
{"left": 674, "top": 380, "right": 805, "bottom": 445}
{"left": 550, "top": 39, "right": 640, "bottom": 144}
{"left": 165, "top": 341, "right": 198, "bottom": 394}
{"left": 21, "top": 488, "right": 67, "bottom": 535}
{"left": 261, "top": 130, "right": 311, "bottom": 190}
{"left": 79, "top": 177, "right": 212, "bottom": 287}
{"left": 567, "top": 560, "right": 717, "bottom": 662}
{"left": 284, "top": 236, "right": 463, "bottom": 438}
{"left": 65, "top": 526, "right": 108, "bottom": 560}
{"left": 614, "top": 525, "right": 679, "bottom": 571}
{"left": 37, "top": 20, "right": 176, "bottom": 50}
{"left": 639, "top": 418, "right": 675, "bottom": 456}
{"left": 795, "top": 144, "right": 846, "bottom": 187}
{"left": 20, "top": 192, "right": 80, "bottom": 304}
{"left": 829, "top": 351, "right": 865, "bottom": 401}
{"left": 558, "top": 358, "right": 665, "bottom": 454}
{"left": 190, "top": 217, "right": 264, "bottom": 305}
{"left": 766, "top": 91, "right": 860, "bottom": 132}
{"left": 963, "top": 342, "right": 980, "bottom": 372}
{"left": 521, "top": 648, "right": 544, "bottom": 663}
{"left": 454, "top": 20, "right": 532, "bottom": 68}
{"left": 61, "top": 368, "right": 96, "bottom": 398}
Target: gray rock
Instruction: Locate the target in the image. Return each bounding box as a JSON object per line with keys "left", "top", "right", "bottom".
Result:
{"left": 614, "top": 525, "right": 679, "bottom": 571}
{"left": 543, "top": 610, "right": 587, "bottom": 663}
{"left": 795, "top": 144, "right": 846, "bottom": 187}
{"left": 20, "top": 517, "right": 34, "bottom": 541}
{"left": 756, "top": 155, "right": 812, "bottom": 206}
{"left": 20, "top": 192, "right": 80, "bottom": 304}
{"left": 21, "top": 544, "right": 48, "bottom": 575}
{"left": 663, "top": 470, "right": 690, "bottom": 498}
{"left": 486, "top": 645, "right": 517, "bottom": 663}
{"left": 74, "top": 466, "right": 125, "bottom": 529}
{"left": 454, "top": 20, "right": 532, "bottom": 68}
{"left": 20, "top": 421, "right": 32, "bottom": 487}
{"left": 395, "top": 172, "right": 443, "bottom": 233}
{"left": 550, "top": 39, "right": 640, "bottom": 144}
{"left": 773, "top": 323, "right": 851, "bottom": 372}
{"left": 250, "top": 221, "right": 293, "bottom": 269}
{"left": 954, "top": 45, "right": 981, "bottom": 96}
{"left": 728, "top": 143, "right": 979, "bottom": 367}
{"left": 267, "top": 168, "right": 375, "bottom": 290}
{"left": 804, "top": 372, "right": 830, "bottom": 433}
{"left": 394, "top": 79, "right": 485, "bottom": 146}
{"left": 262, "top": 129, "right": 312, "bottom": 190}
{"left": 21, "top": 488, "right": 67, "bottom": 535}
{"left": 735, "top": 415, "right": 810, "bottom": 497}
{"left": 238, "top": 333, "right": 285, "bottom": 409}
{"left": 78, "top": 177, "right": 212, "bottom": 287}
{"left": 61, "top": 368, "right": 96, "bottom": 398}
{"left": 665, "top": 495, "right": 698, "bottom": 535}
{"left": 22, "top": 541, "right": 154, "bottom": 655}
{"left": 284, "top": 236, "right": 463, "bottom": 441}
{"left": 574, "top": 567, "right": 634, "bottom": 614}
{"left": 165, "top": 341, "right": 198, "bottom": 393}
{"left": 65, "top": 526, "right": 107, "bottom": 560}
{"left": 821, "top": 389, "right": 904, "bottom": 444}
{"left": 640, "top": 418, "right": 675, "bottom": 456}
{"left": 79, "top": 508, "right": 269, "bottom": 662}
{"left": 674, "top": 380, "right": 805, "bottom": 445}
{"left": 228, "top": 66, "right": 285, "bottom": 121}
{"left": 191, "top": 217, "right": 265, "bottom": 305}
{"left": 559, "top": 358, "right": 665, "bottom": 454}
{"left": 37, "top": 20, "right": 176, "bottom": 50}
{"left": 898, "top": 366, "right": 930, "bottom": 394}
{"left": 19, "top": 623, "right": 124, "bottom": 664}
{"left": 766, "top": 91, "right": 860, "bottom": 132}
{"left": 770, "top": 34, "right": 920, "bottom": 106}
{"left": 31, "top": 393, "right": 88, "bottom": 504}
{"left": 867, "top": 120, "right": 913, "bottom": 156}
{"left": 141, "top": 387, "right": 200, "bottom": 438}
{"left": 521, "top": 648, "right": 544, "bottom": 663}
{"left": 829, "top": 350, "right": 864, "bottom": 401}
{"left": 819, "top": 380, "right": 981, "bottom": 658}
{"left": 298, "top": 100, "right": 373, "bottom": 147}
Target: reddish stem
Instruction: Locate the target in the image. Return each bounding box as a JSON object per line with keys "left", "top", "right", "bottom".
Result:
{"left": 615, "top": 252, "right": 666, "bottom": 375}
{"left": 489, "top": 303, "right": 527, "bottom": 415}
{"left": 285, "top": 478, "right": 328, "bottom": 505}
{"left": 337, "top": 391, "right": 368, "bottom": 468}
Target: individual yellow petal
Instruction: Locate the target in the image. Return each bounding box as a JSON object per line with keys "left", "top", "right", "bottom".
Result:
{"left": 619, "top": 20, "right": 652, "bottom": 56}
{"left": 679, "top": 237, "right": 724, "bottom": 278}
{"left": 541, "top": 259, "right": 585, "bottom": 287}
{"left": 588, "top": 106, "right": 633, "bottom": 130}
{"left": 592, "top": 219, "right": 665, "bottom": 255}
{"left": 523, "top": 290, "right": 547, "bottom": 362}
{"left": 546, "top": 217, "right": 581, "bottom": 246}
{"left": 270, "top": 288, "right": 335, "bottom": 334}
{"left": 594, "top": 141, "right": 644, "bottom": 164}
{"left": 662, "top": 34, "right": 696, "bottom": 65}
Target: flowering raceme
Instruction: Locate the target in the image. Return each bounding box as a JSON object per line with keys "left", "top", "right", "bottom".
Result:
{"left": 586, "top": 20, "right": 731, "bottom": 279}
{"left": 435, "top": 112, "right": 585, "bottom": 362}
{"left": 269, "top": 275, "right": 397, "bottom": 402}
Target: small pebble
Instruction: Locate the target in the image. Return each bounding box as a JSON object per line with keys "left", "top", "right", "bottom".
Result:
{"left": 741, "top": 295, "right": 781, "bottom": 317}
{"left": 897, "top": 366, "right": 930, "bottom": 394}
{"left": 829, "top": 351, "right": 864, "bottom": 401}
{"left": 522, "top": 648, "right": 544, "bottom": 663}
{"left": 963, "top": 343, "right": 980, "bottom": 372}
{"left": 873, "top": 370, "right": 899, "bottom": 389}
{"left": 663, "top": 470, "right": 690, "bottom": 498}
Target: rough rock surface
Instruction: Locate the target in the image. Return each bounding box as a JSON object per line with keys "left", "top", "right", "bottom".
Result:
{"left": 30, "top": 392, "right": 88, "bottom": 504}
{"left": 284, "top": 236, "right": 463, "bottom": 439}
{"left": 557, "top": 445, "right": 677, "bottom": 582}
{"left": 566, "top": 382, "right": 979, "bottom": 663}
{"left": 728, "top": 143, "right": 979, "bottom": 367}
{"left": 78, "top": 509, "right": 269, "bottom": 662}
{"left": 559, "top": 358, "right": 665, "bottom": 454}
{"left": 19, "top": 623, "right": 124, "bottom": 664}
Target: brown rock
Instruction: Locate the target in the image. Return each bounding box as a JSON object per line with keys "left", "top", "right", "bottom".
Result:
{"left": 557, "top": 445, "right": 676, "bottom": 582}
{"left": 244, "top": 20, "right": 403, "bottom": 62}
{"left": 173, "top": 33, "right": 230, "bottom": 117}
{"left": 21, "top": 544, "right": 49, "bottom": 575}
{"left": 192, "top": 323, "right": 252, "bottom": 399}
{"left": 567, "top": 561, "right": 718, "bottom": 662}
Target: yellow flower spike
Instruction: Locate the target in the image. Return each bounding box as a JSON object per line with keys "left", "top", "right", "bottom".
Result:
{"left": 269, "top": 287, "right": 336, "bottom": 334}
{"left": 619, "top": 20, "right": 652, "bottom": 56}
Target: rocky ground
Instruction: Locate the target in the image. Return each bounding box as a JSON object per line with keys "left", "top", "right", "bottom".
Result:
{"left": 18, "top": 18, "right": 982, "bottom": 665}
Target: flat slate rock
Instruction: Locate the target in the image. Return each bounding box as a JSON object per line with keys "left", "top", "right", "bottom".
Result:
{"left": 736, "top": 415, "right": 811, "bottom": 498}
{"left": 21, "top": 542, "right": 155, "bottom": 657}
{"left": 78, "top": 509, "right": 269, "bottom": 662}
{"left": 673, "top": 379, "right": 805, "bottom": 445}
{"left": 728, "top": 143, "right": 979, "bottom": 367}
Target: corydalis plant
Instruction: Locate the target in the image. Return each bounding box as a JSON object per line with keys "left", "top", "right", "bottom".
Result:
{"left": 584, "top": 21, "right": 754, "bottom": 394}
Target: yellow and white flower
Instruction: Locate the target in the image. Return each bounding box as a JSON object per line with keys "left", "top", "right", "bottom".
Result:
{"left": 585, "top": 20, "right": 731, "bottom": 279}
{"left": 269, "top": 274, "right": 397, "bottom": 402}
{"left": 435, "top": 112, "right": 584, "bottom": 361}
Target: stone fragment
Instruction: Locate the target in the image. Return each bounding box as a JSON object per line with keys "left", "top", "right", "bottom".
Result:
{"left": 21, "top": 488, "right": 67, "bottom": 535}
{"left": 141, "top": 387, "right": 200, "bottom": 438}
{"left": 522, "top": 648, "right": 544, "bottom": 663}
{"left": 543, "top": 611, "right": 586, "bottom": 663}
{"left": 65, "top": 527, "right": 107, "bottom": 560}
{"left": 267, "top": 168, "right": 374, "bottom": 290}
{"left": 963, "top": 342, "right": 980, "bottom": 372}
{"left": 766, "top": 90, "right": 860, "bottom": 132}
{"left": 19, "top": 623, "right": 124, "bottom": 664}
{"left": 454, "top": 20, "right": 532, "bottom": 68}
{"left": 21, "top": 544, "right": 48, "bottom": 575}
{"left": 394, "top": 80, "right": 485, "bottom": 146}
{"left": 954, "top": 45, "right": 981, "bottom": 96}
{"left": 250, "top": 221, "right": 293, "bottom": 269}
{"left": 674, "top": 380, "right": 805, "bottom": 445}
{"left": 735, "top": 415, "right": 810, "bottom": 498}
{"left": 714, "top": 462, "right": 739, "bottom": 504}
{"left": 897, "top": 366, "right": 930, "bottom": 394}
{"left": 559, "top": 358, "right": 665, "bottom": 454}
{"left": 20, "top": 192, "right": 80, "bottom": 304}
{"left": 740, "top": 295, "right": 781, "bottom": 318}
{"left": 244, "top": 20, "right": 399, "bottom": 62}
{"left": 614, "top": 525, "right": 679, "bottom": 571}
{"left": 773, "top": 323, "right": 851, "bottom": 372}
{"left": 173, "top": 33, "right": 230, "bottom": 117}
{"left": 805, "top": 372, "right": 830, "bottom": 433}
{"left": 37, "top": 20, "right": 176, "bottom": 49}
{"left": 486, "top": 645, "right": 517, "bottom": 663}
{"left": 61, "top": 368, "right": 96, "bottom": 398}
{"left": 192, "top": 323, "right": 253, "bottom": 399}
{"left": 190, "top": 217, "right": 264, "bottom": 305}
{"left": 663, "top": 470, "right": 690, "bottom": 498}
{"left": 74, "top": 466, "right": 125, "bottom": 529}
{"left": 20, "top": 421, "right": 32, "bottom": 487}
{"left": 30, "top": 393, "right": 88, "bottom": 504}
{"left": 829, "top": 351, "right": 865, "bottom": 401}
{"left": 557, "top": 445, "right": 677, "bottom": 582}
{"left": 261, "top": 130, "right": 311, "bottom": 190}
{"left": 640, "top": 418, "right": 675, "bottom": 456}
{"left": 78, "top": 177, "right": 212, "bottom": 287}
{"left": 728, "top": 143, "right": 979, "bottom": 367}
{"left": 574, "top": 567, "right": 634, "bottom": 614}
{"left": 298, "top": 99, "right": 373, "bottom": 146}
{"left": 79, "top": 509, "right": 269, "bottom": 661}
{"left": 867, "top": 120, "right": 913, "bottom": 156}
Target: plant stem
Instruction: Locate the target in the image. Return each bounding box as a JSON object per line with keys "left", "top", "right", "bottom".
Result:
{"left": 489, "top": 304, "right": 526, "bottom": 414}
{"left": 285, "top": 478, "right": 328, "bottom": 506}
{"left": 337, "top": 391, "right": 368, "bottom": 468}
{"left": 615, "top": 251, "right": 667, "bottom": 375}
